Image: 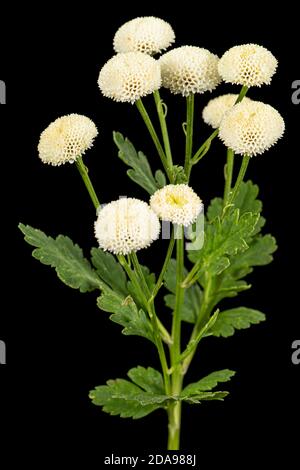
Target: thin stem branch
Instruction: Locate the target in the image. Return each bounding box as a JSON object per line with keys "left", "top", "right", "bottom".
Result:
{"left": 182, "top": 273, "right": 214, "bottom": 374}
{"left": 223, "top": 148, "right": 235, "bottom": 207}
{"left": 228, "top": 154, "right": 251, "bottom": 205}
{"left": 181, "top": 259, "right": 201, "bottom": 289}
{"left": 191, "top": 128, "right": 219, "bottom": 164}
{"left": 235, "top": 85, "right": 249, "bottom": 103}
{"left": 151, "top": 234, "right": 175, "bottom": 300}
{"left": 184, "top": 94, "right": 195, "bottom": 180}
{"left": 118, "top": 254, "right": 171, "bottom": 394}
{"left": 75, "top": 157, "right": 100, "bottom": 210}
{"left": 153, "top": 90, "right": 174, "bottom": 180}
{"left": 136, "top": 98, "right": 173, "bottom": 181}
{"left": 180, "top": 310, "right": 219, "bottom": 364}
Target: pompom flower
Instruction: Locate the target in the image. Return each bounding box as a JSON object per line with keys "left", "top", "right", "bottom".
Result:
{"left": 150, "top": 184, "right": 203, "bottom": 227}
{"left": 38, "top": 114, "right": 98, "bottom": 166}
{"left": 202, "top": 94, "right": 252, "bottom": 129}
{"left": 219, "top": 100, "right": 285, "bottom": 156}
{"left": 218, "top": 44, "right": 278, "bottom": 87}
{"left": 94, "top": 198, "right": 160, "bottom": 255}
{"left": 159, "top": 46, "right": 221, "bottom": 96}
{"left": 98, "top": 52, "right": 161, "bottom": 103}
{"left": 113, "top": 16, "right": 175, "bottom": 55}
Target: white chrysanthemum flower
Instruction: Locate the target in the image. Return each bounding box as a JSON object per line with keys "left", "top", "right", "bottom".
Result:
{"left": 150, "top": 184, "right": 203, "bottom": 227}
{"left": 202, "top": 94, "right": 252, "bottom": 129}
{"left": 219, "top": 100, "right": 285, "bottom": 156}
{"left": 38, "top": 114, "right": 98, "bottom": 166}
{"left": 218, "top": 44, "right": 278, "bottom": 87}
{"left": 95, "top": 198, "right": 160, "bottom": 255}
{"left": 159, "top": 46, "right": 221, "bottom": 96}
{"left": 113, "top": 16, "right": 175, "bottom": 55}
{"left": 98, "top": 52, "right": 161, "bottom": 103}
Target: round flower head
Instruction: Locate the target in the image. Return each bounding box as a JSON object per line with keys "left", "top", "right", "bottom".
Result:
{"left": 202, "top": 94, "right": 252, "bottom": 129}
{"left": 159, "top": 46, "right": 221, "bottom": 96}
{"left": 219, "top": 100, "right": 285, "bottom": 156}
{"left": 38, "top": 114, "right": 98, "bottom": 166}
{"left": 95, "top": 198, "right": 160, "bottom": 255}
{"left": 150, "top": 184, "right": 203, "bottom": 227}
{"left": 218, "top": 44, "right": 277, "bottom": 87}
{"left": 113, "top": 16, "right": 175, "bottom": 55}
{"left": 98, "top": 52, "right": 161, "bottom": 103}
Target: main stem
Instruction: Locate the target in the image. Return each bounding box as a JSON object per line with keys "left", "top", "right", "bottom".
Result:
{"left": 184, "top": 94, "right": 194, "bottom": 180}
{"left": 168, "top": 227, "right": 185, "bottom": 450}
{"left": 75, "top": 157, "right": 100, "bottom": 210}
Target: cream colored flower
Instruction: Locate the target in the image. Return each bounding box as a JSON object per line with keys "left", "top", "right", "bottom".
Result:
{"left": 150, "top": 184, "right": 203, "bottom": 226}
{"left": 219, "top": 100, "right": 285, "bottom": 156}
{"left": 98, "top": 52, "right": 161, "bottom": 103}
{"left": 113, "top": 16, "right": 175, "bottom": 55}
{"left": 218, "top": 44, "right": 277, "bottom": 87}
{"left": 159, "top": 46, "right": 221, "bottom": 96}
{"left": 38, "top": 114, "right": 98, "bottom": 166}
{"left": 94, "top": 198, "right": 160, "bottom": 255}
{"left": 202, "top": 94, "right": 252, "bottom": 129}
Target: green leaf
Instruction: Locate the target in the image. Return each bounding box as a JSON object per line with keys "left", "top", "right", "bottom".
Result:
{"left": 164, "top": 259, "right": 203, "bottom": 323}
{"left": 182, "top": 391, "right": 229, "bottom": 404}
{"left": 214, "top": 235, "right": 277, "bottom": 305}
{"left": 97, "top": 287, "right": 154, "bottom": 343}
{"left": 231, "top": 234, "right": 277, "bottom": 268}
{"left": 19, "top": 223, "right": 101, "bottom": 293}
{"left": 234, "top": 180, "right": 262, "bottom": 214}
{"left": 91, "top": 247, "right": 127, "bottom": 296}
{"left": 211, "top": 307, "right": 266, "bottom": 338}
{"left": 207, "top": 197, "right": 223, "bottom": 221}
{"left": 89, "top": 378, "right": 169, "bottom": 419}
{"left": 155, "top": 170, "right": 166, "bottom": 188}
{"left": 127, "top": 366, "right": 164, "bottom": 395}
{"left": 182, "top": 369, "right": 235, "bottom": 396}
{"left": 189, "top": 208, "right": 259, "bottom": 275}
{"left": 90, "top": 367, "right": 170, "bottom": 419}
{"left": 113, "top": 132, "right": 166, "bottom": 195}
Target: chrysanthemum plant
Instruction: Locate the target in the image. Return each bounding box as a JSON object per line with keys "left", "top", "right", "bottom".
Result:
{"left": 19, "top": 17, "right": 284, "bottom": 450}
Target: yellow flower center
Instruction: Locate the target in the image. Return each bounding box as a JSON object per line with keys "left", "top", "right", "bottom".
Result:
{"left": 166, "top": 193, "right": 188, "bottom": 207}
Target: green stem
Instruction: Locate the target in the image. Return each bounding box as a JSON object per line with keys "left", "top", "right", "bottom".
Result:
{"left": 191, "top": 128, "right": 219, "bottom": 164}
{"left": 228, "top": 154, "right": 250, "bottom": 205}
{"left": 136, "top": 98, "right": 172, "bottom": 181}
{"left": 151, "top": 233, "right": 175, "bottom": 300}
{"left": 168, "top": 227, "right": 185, "bottom": 450}
{"left": 181, "top": 259, "right": 201, "bottom": 289}
{"left": 75, "top": 157, "right": 100, "bottom": 210}
{"left": 153, "top": 90, "right": 174, "bottom": 180}
{"left": 179, "top": 310, "right": 219, "bottom": 364}
{"left": 223, "top": 148, "right": 235, "bottom": 207}
{"left": 131, "top": 252, "right": 151, "bottom": 296}
{"left": 235, "top": 85, "right": 248, "bottom": 103}
{"left": 182, "top": 273, "right": 214, "bottom": 374}
{"left": 118, "top": 255, "right": 171, "bottom": 394}
{"left": 131, "top": 252, "right": 172, "bottom": 345}
{"left": 184, "top": 94, "right": 195, "bottom": 180}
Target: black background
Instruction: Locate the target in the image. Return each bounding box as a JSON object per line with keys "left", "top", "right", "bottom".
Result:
{"left": 1, "top": 3, "right": 299, "bottom": 467}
